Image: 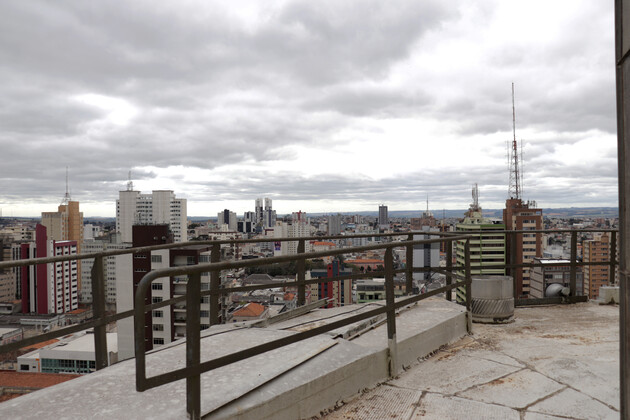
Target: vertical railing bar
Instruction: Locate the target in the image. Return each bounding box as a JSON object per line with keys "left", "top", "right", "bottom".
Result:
{"left": 611, "top": 230, "right": 618, "bottom": 286}
{"left": 510, "top": 231, "right": 518, "bottom": 300}
{"left": 297, "top": 239, "right": 306, "bottom": 306}
{"left": 464, "top": 239, "right": 473, "bottom": 333}
{"left": 210, "top": 244, "right": 220, "bottom": 325}
{"left": 446, "top": 238, "right": 453, "bottom": 301}
{"left": 134, "top": 278, "right": 148, "bottom": 392}
{"left": 186, "top": 272, "right": 201, "bottom": 419}
{"left": 384, "top": 246, "right": 397, "bottom": 377}
{"left": 465, "top": 239, "right": 472, "bottom": 314}
{"left": 570, "top": 231, "right": 577, "bottom": 297}
{"left": 91, "top": 256, "right": 108, "bottom": 370}
{"left": 406, "top": 233, "right": 413, "bottom": 295}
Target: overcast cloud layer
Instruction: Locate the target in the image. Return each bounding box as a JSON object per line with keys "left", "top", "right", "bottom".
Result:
{"left": 0, "top": 1, "right": 617, "bottom": 217}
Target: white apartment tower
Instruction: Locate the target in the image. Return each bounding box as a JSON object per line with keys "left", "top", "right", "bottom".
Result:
{"left": 116, "top": 189, "right": 187, "bottom": 243}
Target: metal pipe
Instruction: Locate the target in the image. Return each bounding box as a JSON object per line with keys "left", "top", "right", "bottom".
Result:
{"left": 91, "top": 256, "right": 108, "bottom": 370}
{"left": 186, "top": 273, "right": 201, "bottom": 419}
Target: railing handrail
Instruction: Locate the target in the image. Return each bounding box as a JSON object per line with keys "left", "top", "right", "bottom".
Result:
{"left": 0, "top": 227, "right": 619, "bottom": 419}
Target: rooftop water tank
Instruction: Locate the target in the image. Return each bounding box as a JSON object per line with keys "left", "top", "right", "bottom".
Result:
{"left": 471, "top": 275, "right": 514, "bottom": 324}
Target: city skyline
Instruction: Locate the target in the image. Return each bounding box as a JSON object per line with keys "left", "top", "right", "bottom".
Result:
{"left": 0, "top": 1, "right": 617, "bottom": 217}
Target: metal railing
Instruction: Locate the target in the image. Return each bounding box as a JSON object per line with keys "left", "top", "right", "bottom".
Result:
{"left": 0, "top": 228, "right": 618, "bottom": 419}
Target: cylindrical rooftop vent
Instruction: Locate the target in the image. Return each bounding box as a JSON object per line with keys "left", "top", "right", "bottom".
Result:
{"left": 471, "top": 275, "right": 514, "bottom": 324}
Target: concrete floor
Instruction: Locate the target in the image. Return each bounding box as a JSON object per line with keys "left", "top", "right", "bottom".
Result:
{"left": 324, "top": 302, "right": 620, "bottom": 420}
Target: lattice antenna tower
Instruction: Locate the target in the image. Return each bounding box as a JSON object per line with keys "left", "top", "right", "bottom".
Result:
{"left": 61, "top": 166, "right": 71, "bottom": 205}
{"left": 508, "top": 83, "right": 523, "bottom": 200}
{"left": 127, "top": 170, "right": 134, "bottom": 191}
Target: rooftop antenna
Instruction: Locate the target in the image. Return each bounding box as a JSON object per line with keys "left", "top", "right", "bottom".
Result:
{"left": 61, "top": 166, "right": 71, "bottom": 205}
{"left": 508, "top": 82, "right": 522, "bottom": 200}
{"left": 127, "top": 170, "right": 134, "bottom": 191}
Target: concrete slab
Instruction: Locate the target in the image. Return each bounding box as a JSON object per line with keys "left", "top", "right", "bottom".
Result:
{"left": 411, "top": 393, "right": 520, "bottom": 420}
{"left": 306, "top": 384, "right": 422, "bottom": 420}
{"left": 528, "top": 388, "right": 618, "bottom": 420}
{"left": 457, "top": 369, "right": 564, "bottom": 409}
{"left": 394, "top": 350, "right": 522, "bottom": 394}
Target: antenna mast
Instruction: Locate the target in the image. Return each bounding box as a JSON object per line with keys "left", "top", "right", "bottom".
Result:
{"left": 61, "top": 166, "right": 71, "bottom": 205}
{"left": 127, "top": 170, "right": 134, "bottom": 191}
{"left": 508, "top": 83, "right": 521, "bottom": 200}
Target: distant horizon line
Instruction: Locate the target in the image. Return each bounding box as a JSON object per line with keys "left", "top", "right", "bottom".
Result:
{"left": 0, "top": 206, "right": 619, "bottom": 220}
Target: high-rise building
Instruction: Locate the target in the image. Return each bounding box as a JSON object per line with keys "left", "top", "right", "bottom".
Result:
{"left": 455, "top": 186, "right": 506, "bottom": 302}
{"left": 41, "top": 201, "right": 84, "bottom": 291}
{"left": 503, "top": 199, "right": 543, "bottom": 298}
{"left": 20, "top": 224, "right": 78, "bottom": 314}
{"left": 327, "top": 214, "right": 342, "bottom": 236}
{"left": 80, "top": 234, "right": 130, "bottom": 305}
{"left": 263, "top": 199, "right": 276, "bottom": 229}
{"left": 255, "top": 198, "right": 264, "bottom": 225}
{"left": 583, "top": 233, "right": 611, "bottom": 300}
{"left": 116, "top": 225, "right": 173, "bottom": 359}
{"left": 116, "top": 189, "right": 187, "bottom": 243}
{"left": 217, "top": 209, "right": 237, "bottom": 231}
{"left": 378, "top": 205, "right": 389, "bottom": 229}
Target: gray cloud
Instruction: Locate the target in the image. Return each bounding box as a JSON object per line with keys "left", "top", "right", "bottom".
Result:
{"left": 0, "top": 1, "right": 619, "bottom": 216}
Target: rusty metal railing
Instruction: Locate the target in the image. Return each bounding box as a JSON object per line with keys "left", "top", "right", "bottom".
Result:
{"left": 0, "top": 228, "right": 619, "bottom": 419}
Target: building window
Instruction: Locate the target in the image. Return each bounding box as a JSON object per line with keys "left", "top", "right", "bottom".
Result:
{"left": 200, "top": 310, "right": 209, "bottom": 318}
{"left": 153, "top": 324, "right": 164, "bottom": 331}
{"left": 186, "top": 256, "right": 196, "bottom": 265}
{"left": 151, "top": 255, "right": 162, "bottom": 263}
{"left": 152, "top": 297, "right": 163, "bottom": 304}
{"left": 153, "top": 338, "right": 165, "bottom": 345}
{"left": 153, "top": 310, "right": 163, "bottom": 318}
{"left": 152, "top": 283, "right": 163, "bottom": 290}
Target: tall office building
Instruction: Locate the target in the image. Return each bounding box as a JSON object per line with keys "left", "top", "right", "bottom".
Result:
{"left": 217, "top": 209, "right": 237, "bottom": 231}
{"left": 410, "top": 206, "right": 440, "bottom": 283}
{"left": 263, "top": 198, "right": 276, "bottom": 228}
{"left": 255, "top": 198, "right": 264, "bottom": 225}
{"left": 116, "top": 188, "right": 187, "bottom": 243}
{"left": 503, "top": 199, "right": 543, "bottom": 298}
{"left": 455, "top": 186, "right": 506, "bottom": 302}
{"left": 378, "top": 205, "right": 389, "bottom": 229}
{"left": 81, "top": 234, "right": 130, "bottom": 305}
{"left": 583, "top": 233, "right": 611, "bottom": 300}
{"left": 41, "top": 200, "right": 84, "bottom": 290}
{"left": 327, "top": 214, "right": 342, "bottom": 236}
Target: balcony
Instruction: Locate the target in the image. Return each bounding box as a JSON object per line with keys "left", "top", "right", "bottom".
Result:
{"left": 0, "top": 229, "right": 622, "bottom": 419}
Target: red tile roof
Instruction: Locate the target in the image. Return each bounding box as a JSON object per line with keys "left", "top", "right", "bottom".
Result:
{"left": 0, "top": 370, "right": 80, "bottom": 389}
{"left": 233, "top": 302, "right": 266, "bottom": 318}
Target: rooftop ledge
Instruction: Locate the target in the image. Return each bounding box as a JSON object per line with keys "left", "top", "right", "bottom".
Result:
{"left": 0, "top": 299, "right": 618, "bottom": 420}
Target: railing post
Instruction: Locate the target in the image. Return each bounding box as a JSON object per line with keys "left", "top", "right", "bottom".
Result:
{"left": 186, "top": 272, "right": 201, "bottom": 419}
{"left": 406, "top": 233, "right": 413, "bottom": 294}
{"left": 509, "top": 231, "right": 518, "bottom": 300}
{"left": 210, "top": 244, "right": 221, "bottom": 325}
{"left": 446, "top": 238, "right": 453, "bottom": 301}
{"left": 384, "top": 246, "right": 398, "bottom": 377}
{"left": 465, "top": 239, "right": 472, "bottom": 333}
{"left": 297, "top": 239, "right": 306, "bottom": 306}
{"left": 91, "top": 256, "right": 108, "bottom": 370}
{"left": 611, "top": 230, "right": 618, "bottom": 286}
{"left": 570, "top": 231, "right": 577, "bottom": 298}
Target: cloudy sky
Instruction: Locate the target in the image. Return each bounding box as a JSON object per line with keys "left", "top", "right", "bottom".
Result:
{"left": 0, "top": 1, "right": 617, "bottom": 217}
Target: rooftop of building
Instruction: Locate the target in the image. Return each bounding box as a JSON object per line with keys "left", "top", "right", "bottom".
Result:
{"left": 325, "top": 302, "right": 619, "bottom": 420}
{"left": 232, "top": 302, "right": 267, "bottom": 318}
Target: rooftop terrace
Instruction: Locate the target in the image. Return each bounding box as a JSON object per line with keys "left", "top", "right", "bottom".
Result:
{"left": 325, "top": 302, "right": 619, "bottom": 420}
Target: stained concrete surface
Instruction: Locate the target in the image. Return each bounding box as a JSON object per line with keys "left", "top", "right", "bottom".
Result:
{"left": 323, "top": 302, "right": 620, "bottom": 420}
